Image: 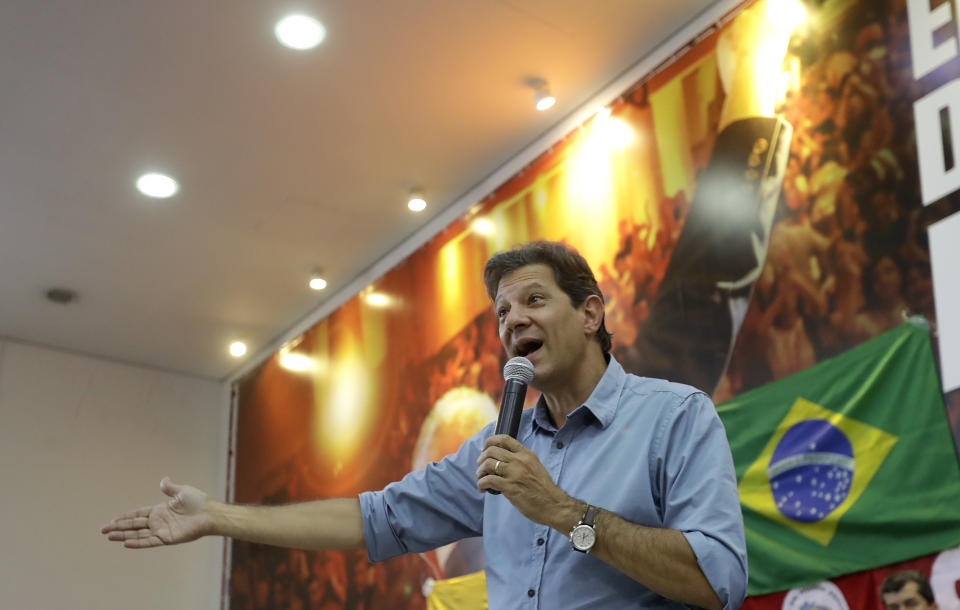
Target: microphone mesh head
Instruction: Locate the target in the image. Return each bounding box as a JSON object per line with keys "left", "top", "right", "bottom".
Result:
{"left": 503, "top": 356, "right": 534, "bottom": 384}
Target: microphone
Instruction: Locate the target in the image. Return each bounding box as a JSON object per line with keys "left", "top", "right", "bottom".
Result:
{"left": 488, "top": 356, "right": 534, "bottom": 495}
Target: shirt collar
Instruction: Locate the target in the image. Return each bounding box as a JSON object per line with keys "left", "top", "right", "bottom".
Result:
{"left": 530, "top": 355, "right": 626, "bottom": 432}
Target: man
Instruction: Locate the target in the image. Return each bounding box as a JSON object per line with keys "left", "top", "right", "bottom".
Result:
{"left": 104, "top": 241, "right": 746, "bottom": 609}
{"left": 881, "top": 571, "right": 939, "bottom": 610}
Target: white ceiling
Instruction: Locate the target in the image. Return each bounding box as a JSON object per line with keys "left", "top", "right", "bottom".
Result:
{"left": 0, "top": 0, "right": 718, "bottom": 380}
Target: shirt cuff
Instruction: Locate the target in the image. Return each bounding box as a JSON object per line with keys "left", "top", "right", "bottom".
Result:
{"left": 359, "top": 490, "right": 406, "bottom": 562}
{"left": 682, "top": 529, "right": 748, "bottom": 610}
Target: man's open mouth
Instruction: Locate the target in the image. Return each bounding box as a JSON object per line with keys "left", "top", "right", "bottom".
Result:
{"left": 515, "top": 339, "right": 543, "bottom": 358}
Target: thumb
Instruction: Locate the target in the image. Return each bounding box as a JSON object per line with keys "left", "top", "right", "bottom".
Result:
{"left": 160, "top": 477, "right": 184, "bottom": 508}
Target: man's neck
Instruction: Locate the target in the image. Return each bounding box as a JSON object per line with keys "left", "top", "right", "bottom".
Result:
{"left": 541, "top": 350, "right": 608, "bottom": 430}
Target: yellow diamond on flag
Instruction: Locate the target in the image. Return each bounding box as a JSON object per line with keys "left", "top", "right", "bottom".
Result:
{"left": 739, "top": 397, "right": 897, "bottom": 546}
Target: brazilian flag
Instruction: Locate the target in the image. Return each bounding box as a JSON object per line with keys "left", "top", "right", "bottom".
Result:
{"left": 716, "top": 320, "right": 960, "bottom": 595}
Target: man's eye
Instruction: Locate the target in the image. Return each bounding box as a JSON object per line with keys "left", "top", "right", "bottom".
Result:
{"left": 497, "top": 309, "right": 507, "bottom": 319}
{"left": 529, "top": 295, "right": 542, "bottom": 303}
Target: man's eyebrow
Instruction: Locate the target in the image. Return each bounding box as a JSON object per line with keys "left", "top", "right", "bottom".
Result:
{"left": 494, "top": 281, "right": 549, "bottom": 308}
{"left": 495, "top": 281, "right": 549, "bottom": 303}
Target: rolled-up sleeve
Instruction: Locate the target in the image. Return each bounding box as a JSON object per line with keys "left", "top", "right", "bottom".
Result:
{"left": 359, "top": 423, "right": 492, "bottom": 562}
{"left": 655, "top": 392, "right": 748, "bottom": 610}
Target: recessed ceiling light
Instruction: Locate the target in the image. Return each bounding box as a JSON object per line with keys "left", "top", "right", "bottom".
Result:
{"left": 229, "top": 341, "right": 247, "bottom": 357}
{"left": 275, "top": 15, "right": 326, "bottom": 50}
{"left": 408, "top": 189, "right": 427, "bottom": 212}
{"left": 136, "top": 173, "right": 178, "bottom": 198}
{"left": 309, "top": 276, "right": 327, "bottom": 290}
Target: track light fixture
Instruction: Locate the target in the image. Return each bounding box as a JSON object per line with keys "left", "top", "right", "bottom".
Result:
{"left": 525, "top": 76, "right": 556, "bottom": 111}
{"left": 535, "top": 88, "right": 556, "bottom": 111}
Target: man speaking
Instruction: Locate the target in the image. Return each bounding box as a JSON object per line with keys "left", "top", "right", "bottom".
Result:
{"left": 103, "top": 241, "right": 746, "bottom": 609}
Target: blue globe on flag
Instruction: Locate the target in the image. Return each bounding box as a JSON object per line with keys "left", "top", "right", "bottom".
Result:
{"left": 767, "top": 419, "right": 855, "bottom": 523}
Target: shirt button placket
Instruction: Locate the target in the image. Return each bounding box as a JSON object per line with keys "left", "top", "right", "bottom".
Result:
{"left": 532, "top": 432, "right": 562, "bottom": 608}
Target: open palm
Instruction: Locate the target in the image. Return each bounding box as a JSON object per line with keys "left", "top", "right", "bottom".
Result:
{"left": 101, "top": 478, "right": 211, "bottom": 549}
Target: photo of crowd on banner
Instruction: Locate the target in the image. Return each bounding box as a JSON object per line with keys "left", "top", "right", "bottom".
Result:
{"left": 226, "top": 0, "right": 960, "bottom": 608}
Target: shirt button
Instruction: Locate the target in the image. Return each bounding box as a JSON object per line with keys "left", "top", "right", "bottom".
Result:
{"left": 556, "top": 441, "right": 564, "bottom": 449}
{"left": 537, "top": 537, "right": 544, "bottom": 546}
{"left": 528, "top": 589, "right": 536, "bottom": 597}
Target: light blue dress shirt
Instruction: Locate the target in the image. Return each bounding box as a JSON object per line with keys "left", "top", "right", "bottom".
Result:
{"left": 359, "top": 356, "right": 747, "bottom": 609}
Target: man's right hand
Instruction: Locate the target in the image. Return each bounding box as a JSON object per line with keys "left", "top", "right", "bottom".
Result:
{"left": 101, "top": 477, "right": 211, "bottom": 549}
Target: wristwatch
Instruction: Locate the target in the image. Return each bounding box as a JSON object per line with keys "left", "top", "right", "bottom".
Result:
{"left": 570, "top": 504, "right": 598, "bottom": 553}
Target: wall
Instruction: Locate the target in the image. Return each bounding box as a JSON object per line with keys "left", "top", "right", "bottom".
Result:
{"left": 0, "top": 337, "right": 228, "bottom": 610}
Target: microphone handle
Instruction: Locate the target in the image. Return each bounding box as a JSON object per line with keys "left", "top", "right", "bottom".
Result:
{"left": 488, "top": 378, "right": 527, "bottom": 495}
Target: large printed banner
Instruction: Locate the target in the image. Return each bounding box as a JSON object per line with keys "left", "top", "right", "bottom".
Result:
{"left": 229, "top": 0, "right": 960, "bottom": 608}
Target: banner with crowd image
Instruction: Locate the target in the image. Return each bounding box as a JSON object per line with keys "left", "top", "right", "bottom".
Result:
{"left": 227, "top": 0, "right": 960, "bottom": 608}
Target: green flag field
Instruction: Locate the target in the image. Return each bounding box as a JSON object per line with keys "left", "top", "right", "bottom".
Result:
{"left": 716, "top": 320, "right": 960, "bottom": 595}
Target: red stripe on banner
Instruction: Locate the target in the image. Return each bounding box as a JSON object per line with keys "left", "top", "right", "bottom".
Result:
{"left": 742, "top": 546, "right": 960, "bottom": 610}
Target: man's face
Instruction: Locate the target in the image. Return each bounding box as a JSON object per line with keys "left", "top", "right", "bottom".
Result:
{"left": 882, "top": 582, "right": 937, "bottom": 610}
{"left": 494, "top": 264, "right": 595, "bottom": 391}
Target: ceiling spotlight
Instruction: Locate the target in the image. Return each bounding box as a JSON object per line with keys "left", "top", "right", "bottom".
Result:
{"left": 280, "top": 351, "right": 314, "bottom": 372}
{"left": 535, "top": 89, "right": 556, "bottom": 111}
{"left": 593, "top": 107, "right": 612, "bottom": 122}
{"left": 275, "top": 15, "right": 326, "bottom": 50}
{"left": 309, "top": 272, "right": 327, "bottom": 291}
{"left": 472, "top": 218, "right": 494, "bottom": 235}
{"left": 408, "top": 190, "right": 427, "bottom": 212}
{"left": 365, "top": 292, "right": 390, "bottom": 307}
{"left": 136, "top": 173, "right": 178, "bottom": 198}
{"left": 229, "top": 341, "right": 247, "bottom": 357}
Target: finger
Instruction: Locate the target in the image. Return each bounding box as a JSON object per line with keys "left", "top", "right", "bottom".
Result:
{"left": 483, "top": 434, "right": 525, "bottom": 453}
{"left": 475, "top": 445, "right": 514, "bottom": 466}
{"left": 107, "top": 528, "right": 149, "bottom": 541}
{"left": 477, "top": 473, "right": 505, "bottom": 494}
{"left": 107, "top": 530, "right": 134, "bottom": 541}
{"left": 101, "top": 507, "right": 152, "bottom": 533}
{"left": 475, "top": 457, "right": 508, "bottom": 480}
{"left": 108, "top": 516, "right": 150, "bottom": 532}
{"left": 124, "top": 535, "right": 164, "bottom": 549}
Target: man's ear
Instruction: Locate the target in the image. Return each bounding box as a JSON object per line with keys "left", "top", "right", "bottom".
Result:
{"left": 582, "top": 294, "right": 604, "bottom": 335}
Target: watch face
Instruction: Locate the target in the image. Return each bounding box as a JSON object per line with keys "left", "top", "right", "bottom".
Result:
{"left": 571, "top": 525, "right": 596, "bottom": 550}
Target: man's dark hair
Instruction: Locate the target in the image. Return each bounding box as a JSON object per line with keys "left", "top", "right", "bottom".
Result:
{"left": 881, "top": 571, "right": 935, "bottom": 605}
{"left": 483, "top": 240, "right": 612, "bottom": 354}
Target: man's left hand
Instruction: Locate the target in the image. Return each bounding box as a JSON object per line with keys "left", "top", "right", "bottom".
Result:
{"left": 475, "top": 434, "right": 574, "bottom": 527}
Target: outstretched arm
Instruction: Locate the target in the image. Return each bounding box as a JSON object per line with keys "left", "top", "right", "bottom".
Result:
{"left": 101, "top": 477, "right": 365, "bottom": 551}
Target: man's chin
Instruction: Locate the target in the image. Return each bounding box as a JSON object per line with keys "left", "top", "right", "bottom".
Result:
{"left": 528, "top": 368, "right": 554, "bottom": 392}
